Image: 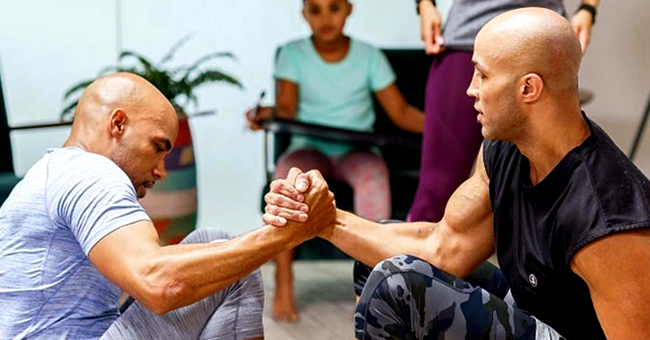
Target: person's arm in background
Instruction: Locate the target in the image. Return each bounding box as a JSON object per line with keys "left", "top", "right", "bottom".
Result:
{"left": 245, "top": 79, "right": 299, "bottom": 130}
{"left": 374, "top": 84, "right": 424, "bottom": 133}
{"left": 417, "top": 0, "right": 445, "bottom": 55}
{"left": 571, "top": 0, "right": 600, "bottom": 54}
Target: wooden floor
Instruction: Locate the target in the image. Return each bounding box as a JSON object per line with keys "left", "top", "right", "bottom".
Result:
{"left": 261, "top": 260, "right": 356, "bottom": 340}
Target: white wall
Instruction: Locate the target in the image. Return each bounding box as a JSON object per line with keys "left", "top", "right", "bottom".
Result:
{"left": 1, "top": 0, "right": 649, "bottom": 235}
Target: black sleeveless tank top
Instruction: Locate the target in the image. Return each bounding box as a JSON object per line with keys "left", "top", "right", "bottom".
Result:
{"left": 483, "top": 115, "right": 650, "bottom": 340}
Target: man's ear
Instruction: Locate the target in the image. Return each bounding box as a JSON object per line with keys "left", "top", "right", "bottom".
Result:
{"left": 520, "top": 73, "right": 543, "bottom": 103}
{"left": 109, "top": 108, "right": 127, "bottom": 137}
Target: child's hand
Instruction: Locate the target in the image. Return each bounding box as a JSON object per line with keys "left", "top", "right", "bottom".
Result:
{"left": 419, "top": 0, "right": 445, "bottom": 55}
{"left": 245, "top": 106, "right": 274, "bottom": 131}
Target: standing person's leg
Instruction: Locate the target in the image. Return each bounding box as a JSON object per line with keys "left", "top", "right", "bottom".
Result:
{"left": 272, "top": 148, "right": 334, "bottom": 321}
{"left": 355, "top": 255, "right": 565, "bottom": 340}
{"left": 100, "top": 229, "right": 264, "bottom": 340}
{"left": 333, "top": 150, "right": 391, "bottom": 221}
{"left": 408, "top": 51, "right": 482, "bottom": 223}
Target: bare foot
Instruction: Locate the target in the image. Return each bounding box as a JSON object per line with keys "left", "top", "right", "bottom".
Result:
{"left": 272, "top": 285, "right": 298, "bottom": 322}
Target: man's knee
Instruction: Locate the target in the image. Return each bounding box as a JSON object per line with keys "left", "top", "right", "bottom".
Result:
{"left": 356, "top": 255, "right": 478, "bottom": 319}
{"left": 355, "top": 255, "right": 443, "bottom": 339}
{"left": 358, "top": 255, "right": 441, "bottom": 303}
{"left": 355, "top": 255, "right": 479, "bottom": 339}
{"left": 239, "top": 268, "right": 264, "bottom": 299}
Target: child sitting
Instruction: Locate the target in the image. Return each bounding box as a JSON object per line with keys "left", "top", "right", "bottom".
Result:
{"left": 245, "top": 0, "right": 424, "bottom": 322}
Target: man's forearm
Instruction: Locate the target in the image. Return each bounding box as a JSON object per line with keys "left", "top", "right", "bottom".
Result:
{"left": 319, "top": 209, "right": 437, "bottom": 267}
{"left": 144, "top": 224, "right": 302, "bottom": 312}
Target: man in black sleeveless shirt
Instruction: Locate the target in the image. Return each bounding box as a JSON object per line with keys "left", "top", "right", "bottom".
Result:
{"left": 262, "top": 7, "right": 650, "bottom": 340}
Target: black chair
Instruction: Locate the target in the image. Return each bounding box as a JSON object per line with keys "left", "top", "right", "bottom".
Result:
{"left": 260, "top": 49, "right": 432, "bottom": 259}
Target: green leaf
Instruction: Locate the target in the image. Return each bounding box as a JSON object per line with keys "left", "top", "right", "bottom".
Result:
{"left": 180, "top": 51, "right": 236, "bottom": 81}
{"left": 119, "top": 51, "right": 161, "bottom": 76}
{"left": 188, "top": 69, "right": 243, "bottom": 90}
{"left": 60, "top": 100, "right": 79, "bottom": 121}
{"left": 160, "top": 34, "right": 193, "bottom": 65}
{"left": 62, "top": 36, "right": 243, "bottom": 119}
{"left": 62, "top": 79, "right": 94, "bottom": 100}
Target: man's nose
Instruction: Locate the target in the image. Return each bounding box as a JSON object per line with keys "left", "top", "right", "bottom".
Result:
{"left": 153, "top": 158, "right": 167, "bottom": 181}
{"left": 467, "top": 77, "right": 478, "bottom": 98}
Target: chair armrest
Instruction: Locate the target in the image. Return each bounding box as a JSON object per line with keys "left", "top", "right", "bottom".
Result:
{"left": 260, "top": 117, "right": 422, "bottom": 150}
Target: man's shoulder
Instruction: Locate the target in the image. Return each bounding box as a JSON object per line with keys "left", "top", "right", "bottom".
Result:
{"left": 48, "top": 147, "right": 124, "bottom": 177}
{"left": 568, "top": 120, "right": 650, "bottom": 227}
{"left": 45, "top": 147, "right": 133, "bottom": 199}
{"left": 579, "top": 120, "right": 648, "bottom": 187}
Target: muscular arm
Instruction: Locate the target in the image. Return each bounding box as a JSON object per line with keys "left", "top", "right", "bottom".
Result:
{"left": 319, "top": 146, "right": 495, "bottom": 278}
{"left": 571, "top": 228, "right": 650, "bottom": 340}
{"left": 90, "top": 170, "right": 332, "bottom": 315}
{"left": 374, "top": 83, "right": 424, "bottom": 133}
{"left": 89, "top": 221, "right": 301, "bottom": 314}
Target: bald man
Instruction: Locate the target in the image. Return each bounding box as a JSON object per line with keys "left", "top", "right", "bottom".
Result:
{"left": 0, "top": 73, "right": 335, "bottom": 339}
{"left": 263, "top": 8, "right": 650, "bottom": 340}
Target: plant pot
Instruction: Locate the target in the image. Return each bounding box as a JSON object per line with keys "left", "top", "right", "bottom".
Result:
{"left": 139, "top": 115, "right": 197, "bottom": 245}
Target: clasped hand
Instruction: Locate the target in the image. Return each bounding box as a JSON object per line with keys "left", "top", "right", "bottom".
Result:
{"left": 263, "top": 168, "right": 336, "bottom": 241}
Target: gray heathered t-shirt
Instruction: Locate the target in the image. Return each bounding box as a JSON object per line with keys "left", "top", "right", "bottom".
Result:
{"left": 0, "top": 147, "right": 150, "bottom": 339}
{"left": 443, "top": 0, "right": 566, "bottom": 51}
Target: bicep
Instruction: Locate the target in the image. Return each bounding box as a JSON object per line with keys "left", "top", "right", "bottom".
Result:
{"left": 275, "top": 79, "right": 298, "bottom": 119}
{"left": 571, "top": 228, "right": 650, "bottom": 340}
{"left": 430, "top": 146, "right": 495, "bottom": 277}
{"left": 88, "top": 221, "right": 161, "bottom": 296}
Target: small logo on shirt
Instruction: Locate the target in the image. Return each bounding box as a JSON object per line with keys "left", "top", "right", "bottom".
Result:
{"left": 528, "top": 274, "right": 538, "bottom": 287}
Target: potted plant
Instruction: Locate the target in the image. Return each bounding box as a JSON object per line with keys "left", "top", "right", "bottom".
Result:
{"left": 61, "top": 37, "right": 243, "bottom": 245}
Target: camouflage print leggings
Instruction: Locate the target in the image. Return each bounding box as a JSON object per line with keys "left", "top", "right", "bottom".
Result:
{"left": 353, "top": 255, "right": 566, "bottom": 340}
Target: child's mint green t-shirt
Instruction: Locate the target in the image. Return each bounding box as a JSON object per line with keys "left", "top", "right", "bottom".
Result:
{"left": 274, "top": 37, "right": 396, "bottom": 156}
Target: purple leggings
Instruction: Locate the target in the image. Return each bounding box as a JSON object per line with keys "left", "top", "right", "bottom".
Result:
{"left": 408, "top": 51, "right": 482, "bottom": 222}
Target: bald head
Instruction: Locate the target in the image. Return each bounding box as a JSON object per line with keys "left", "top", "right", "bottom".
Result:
{"left": 66, "top": 72, "right": 177, "bottom": 152}
{"left": 64, "top": 73, "right": 178, "bottom": 196}
{"left": 74, "top": 72, "right": 175, "bottom": 128}
{"left": 476, "top": 7, "right": 582, "bottom": 94}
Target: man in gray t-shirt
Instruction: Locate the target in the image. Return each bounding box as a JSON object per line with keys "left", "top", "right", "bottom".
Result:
{"left": 0, "top": 72, "right": 334, "bottom": 339}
